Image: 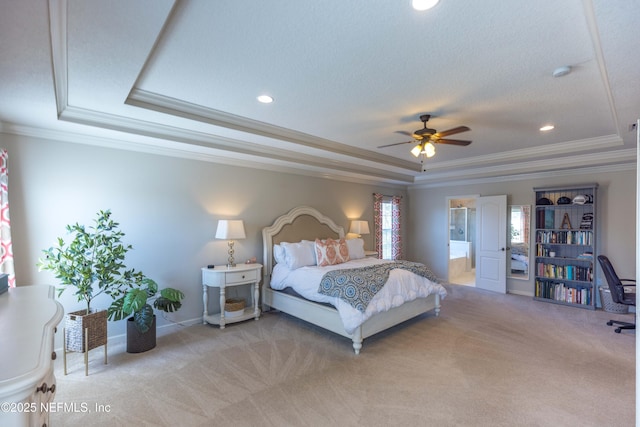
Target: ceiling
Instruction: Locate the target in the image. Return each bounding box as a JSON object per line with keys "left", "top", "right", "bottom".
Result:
{"left": 0, "top": 0, "right": 638, "bottom": 186}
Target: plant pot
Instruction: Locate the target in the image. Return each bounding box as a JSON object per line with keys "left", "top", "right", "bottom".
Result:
{"left": 126, "top": 315, "right": 156, "bottom": 353}
{"left": 65, "top": 309, "right": 108, "bottom": 353}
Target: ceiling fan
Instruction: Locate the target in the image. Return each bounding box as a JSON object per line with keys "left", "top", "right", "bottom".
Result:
{"left": 378, "top": 114, "right": 471, "bottom": 158}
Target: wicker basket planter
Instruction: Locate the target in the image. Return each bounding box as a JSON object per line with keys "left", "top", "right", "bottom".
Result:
{"left": 65, "top": 309, "right": 108, "bottom": 352}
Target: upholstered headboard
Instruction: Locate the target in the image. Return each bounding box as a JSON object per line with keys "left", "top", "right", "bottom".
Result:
{"left": 262, "top": 206, "right": 345, "bottom": 281}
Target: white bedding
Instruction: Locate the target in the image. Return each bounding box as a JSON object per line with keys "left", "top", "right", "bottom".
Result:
{"left": 270, "top": 257, "right": 447, "bottom": 334}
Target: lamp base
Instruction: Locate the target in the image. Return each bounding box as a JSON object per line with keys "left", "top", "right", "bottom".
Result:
{"left": 227, "top": 241, "right": 236, "bottom": 268}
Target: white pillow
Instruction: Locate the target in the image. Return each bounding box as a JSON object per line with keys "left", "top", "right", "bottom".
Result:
{"left": 346, "top": 238, "right": 366, "bottom": 260}
{"left": 273, "top": 244, "right": 286, "bottom": 264}
{"left": 281, "top": 241, "right": 316, "bottom": 270}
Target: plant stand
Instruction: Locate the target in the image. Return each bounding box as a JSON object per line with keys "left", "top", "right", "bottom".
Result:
{"left": 63, "top": 309, "right": 108, "bottom": 376}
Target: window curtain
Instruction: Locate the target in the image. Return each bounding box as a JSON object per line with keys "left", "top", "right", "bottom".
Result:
{"left": 0, "top": 149, "right": 14, "bottom": 287}
{"left": 374, "top": 193, "right": 384, "bottom": 258}
{"left": 390, "top": 195, "right": 402, "bottom": 260}
{"left": 373, "top": 193, "right": 403, "bottom": 260}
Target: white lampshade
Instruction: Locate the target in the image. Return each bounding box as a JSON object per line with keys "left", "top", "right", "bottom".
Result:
{"left": 349, "top": 220, "right": 370, "bottom": 235}
{"left": 424, "top": 141, "right": 436, "bottom": 158}
{"left": 215, "top": 220, "right": 246, "bottom": 240}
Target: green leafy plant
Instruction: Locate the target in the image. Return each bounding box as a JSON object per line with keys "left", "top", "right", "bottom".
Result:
{"left": 37, "top": 210, "right": 141, "bottom": 315}
{"left": 107, "top": 277, "right": 184, "bottom": 333}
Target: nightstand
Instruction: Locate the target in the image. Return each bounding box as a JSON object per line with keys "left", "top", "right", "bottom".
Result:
{"left": 364, "top": 251, "right": 378, "bottom": 258}
{"left": 202, "top": 264, "right": 262, "bottom": 328}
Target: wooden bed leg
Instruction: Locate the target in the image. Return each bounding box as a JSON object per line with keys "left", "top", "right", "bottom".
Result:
{"left": 352, "top": 327, "right": 363, "bottom": 355}
{"left": 434, "top": 294, "right": 441, "bottom": 316}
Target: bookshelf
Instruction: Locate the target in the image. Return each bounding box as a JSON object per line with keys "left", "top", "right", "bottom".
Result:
{"left": 533, "top": 184, "right": 597, "bottom": 309}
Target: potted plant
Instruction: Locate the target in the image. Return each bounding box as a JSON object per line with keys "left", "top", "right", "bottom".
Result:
{"left": 107, "top": 276, "right": 184, "bottom": 353}
{"left": 37, "top": 210, "right": 140, "bottom": 355}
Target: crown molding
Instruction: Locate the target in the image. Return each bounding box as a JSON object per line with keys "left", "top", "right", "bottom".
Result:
{"left": 410, "top": 149, "right": 636, "bottom": 188}
{"left": 126, "top": 88, "right": 421, "bottom": 172}
{"left": 422, "top": 134, "right": 623, "bottom": 172}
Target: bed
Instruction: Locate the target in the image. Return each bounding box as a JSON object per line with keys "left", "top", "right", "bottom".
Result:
{"left": 262, "top": 205, "right": 447, "bottom": 354}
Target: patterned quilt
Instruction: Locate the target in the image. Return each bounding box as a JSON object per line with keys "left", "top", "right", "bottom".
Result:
{"left": 317, "top": 261, "right": 439, "bottom": 313}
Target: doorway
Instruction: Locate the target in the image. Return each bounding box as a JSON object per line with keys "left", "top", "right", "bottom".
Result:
{"left": 448, "top": 197, "right": 477, "bottom": 286}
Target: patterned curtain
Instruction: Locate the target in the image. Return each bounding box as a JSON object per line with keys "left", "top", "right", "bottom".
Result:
{"left": 373, "top": 193, "right": 403, "bottom": 260}
{"left": 391, "top": 195, "right": 402, "bottom": 260}
{"left": 373, "top": 193, "right": 383, "bottom": 258}
{"left": 0, "top": 150, "right": 14, "bottom": 286}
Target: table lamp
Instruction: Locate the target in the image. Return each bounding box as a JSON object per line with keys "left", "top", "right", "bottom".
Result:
{"left": 349, "top": 220, "right": 370, "bottom": 237}
{"left": 215, "top": 219, "right": 246, "bottom": 267}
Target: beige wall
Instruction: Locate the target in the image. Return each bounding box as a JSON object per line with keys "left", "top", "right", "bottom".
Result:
{"left": 407, "top": 169, "right": 636, "bottom": 295}
{"left": 3, "top": 131, "right": 635, "bottom": 339}
{"left": 2, "top": 133, "right": 406, "bottom": 338}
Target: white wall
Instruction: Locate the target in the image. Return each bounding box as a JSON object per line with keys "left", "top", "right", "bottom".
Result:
{"left": 2, "top": 133, "right": 406, "bottom": 340}
{"left": 407, "top": 170, "right": 636, "bottom": 295}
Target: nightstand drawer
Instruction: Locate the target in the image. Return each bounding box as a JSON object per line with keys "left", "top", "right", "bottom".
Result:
{"left": 225, "top": 269, "right": 258, "bottom": 284}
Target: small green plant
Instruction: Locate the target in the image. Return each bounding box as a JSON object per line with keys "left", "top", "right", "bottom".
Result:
{"left": 107, "top": 277, "right": 184, "bottom": 333}
{"left": 38, "top": 210, "right": 141, "bottom": 315}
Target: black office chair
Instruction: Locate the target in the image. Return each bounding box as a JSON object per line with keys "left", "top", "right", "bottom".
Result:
{"left": 597, "top": 255, "right": 636, "bottom": 333}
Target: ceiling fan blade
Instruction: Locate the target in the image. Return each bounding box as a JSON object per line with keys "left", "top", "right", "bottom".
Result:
{"left": 436, "top": 126, "right": 470, "bottom": 138}
{"left": 436, "top": 138, "right": 472, "bottom": 146}
{"left": 377, "top": 140, "right": 415, "bottom": 149}
{"left": 395, "top": 130, "right": 414, "bottom": 137}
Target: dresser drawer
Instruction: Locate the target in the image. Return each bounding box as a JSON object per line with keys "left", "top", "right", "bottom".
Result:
{"left": 225, "top": 269, "right": 258, "bottom": 284}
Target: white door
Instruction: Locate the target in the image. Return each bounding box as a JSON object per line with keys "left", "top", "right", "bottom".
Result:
{"left": 476, "top": 195, "right": 507, "bottom": 293}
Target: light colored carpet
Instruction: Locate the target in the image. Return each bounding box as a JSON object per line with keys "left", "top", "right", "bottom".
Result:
{"left": 51, "top": 285, "right": 635, "bottom": 426}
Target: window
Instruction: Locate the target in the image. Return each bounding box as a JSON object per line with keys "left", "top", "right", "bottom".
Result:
{"left": 374, "top": 194, "right": 402, "bottom": 260}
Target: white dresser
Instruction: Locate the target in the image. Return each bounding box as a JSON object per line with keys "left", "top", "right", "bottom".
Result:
{"left": 0, "top": 285, "right": 64, "bottom": 427}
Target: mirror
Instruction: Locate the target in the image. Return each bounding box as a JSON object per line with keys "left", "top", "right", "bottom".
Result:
{"left": 508, "top": 205, "right": 530, "bottom": 280}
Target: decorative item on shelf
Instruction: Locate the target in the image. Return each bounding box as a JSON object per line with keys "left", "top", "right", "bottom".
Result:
{"left": 537, "top": 197, "right": 553, "bottom": 205}
{"left": 560, "top": 213, "right": 572, "bottom": 229}
{"left": 216, "top": 219, "right": 246, "bottom": 267}
{"left": 580, "top": 213, "right": 593, "bottom": 229}
{"left": 572, "top": 195, "right": 587, "bottom": 205}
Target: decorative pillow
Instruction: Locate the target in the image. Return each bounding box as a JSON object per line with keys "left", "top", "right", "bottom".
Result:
{"left": 346, "top": 238, "right": 366, "bottom": 260}
{"left": 273, "top": 244, "right": 286, "bottom": 265}
{"left": 315, "top": 238, "right": 350, "bottom": 266}
{"left": 281, "top": 241, "right": 316, "bottom": 270}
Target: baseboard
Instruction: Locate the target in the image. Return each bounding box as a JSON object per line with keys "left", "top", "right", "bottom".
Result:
{"left": 54, "top": 316, "right": 203, "bottom": 354}
{"left": 508, "top": 289, "right": 534, "bottom": 297}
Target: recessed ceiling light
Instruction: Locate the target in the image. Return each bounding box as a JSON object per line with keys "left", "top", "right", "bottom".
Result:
{"left": 552, "top": 66, "right": 571, "bottom": 78}
{"left": 412, "top": 0, "right": 440, "bottom": 11}
{"left": 257, "top": 95, "right": 273, "bottom": 104}
{"left": 540, "top": 125, "right": 555, "bottom": 132}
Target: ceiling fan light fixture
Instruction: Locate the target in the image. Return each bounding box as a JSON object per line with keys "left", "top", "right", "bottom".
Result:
{"left": 424, "top": 141, "right": 436, "bottom": 157}
{"left": 412, "top": 0, "right": 440, "bottom": 11}
{"left": 411, "top": 143, "right": 423, "bottom": 157}
{"left": 540, "top": 124, "right": 555, "bottom": 131}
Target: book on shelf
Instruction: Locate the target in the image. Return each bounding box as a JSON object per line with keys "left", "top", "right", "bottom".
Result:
{"left": 545, "top": 210, "right": 554, "bottom": 229}
{"left": 535, "top": 280, "right": 592, "bottom": 305}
